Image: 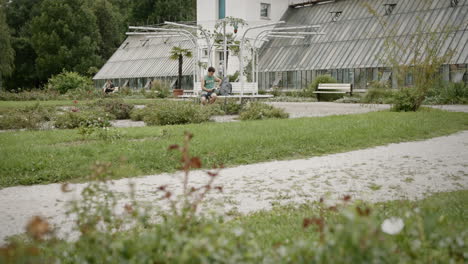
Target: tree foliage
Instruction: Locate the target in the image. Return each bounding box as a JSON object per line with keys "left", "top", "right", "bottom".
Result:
{"left": 364, "top": 3, "right": 457, "bottom": 111}
{"left": 170, "top": 46, "right": 193, "bottom": 90}
{"left": 2, "top": 0, "right": 197, "bottom": 90}
{"left": 30, "top": 0, "right": 103, "bottom": 80}
{"left": 0, "top": 0, "right": 15, "bottom": 80}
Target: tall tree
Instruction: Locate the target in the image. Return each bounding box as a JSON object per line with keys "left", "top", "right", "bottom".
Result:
{"left": 4, "top": 0, "right": 43, "bottom": 90}
{"left": 130, "top": 0, "right": 196, "bottom": 25}
{"left": 170, "top": 46, "right": 192, "bottom": 90}
{"left": 30, "top": 0, "right": 102, "bottom": 81}
{"left": 0, "top": 0, "right": 15, "bottom": 89}
{"left": 91, "top": 0, "right": 125, "bottom": 60}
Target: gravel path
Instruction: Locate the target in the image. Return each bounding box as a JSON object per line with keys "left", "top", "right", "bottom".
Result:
{"left": 1, "top": 131, "right": 467, "bottom": 243}
{"left": 268, "top": 102, "right": 391, "bottom": 118}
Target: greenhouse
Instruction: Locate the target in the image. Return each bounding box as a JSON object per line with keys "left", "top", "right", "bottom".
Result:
{"left": 257, "top": 0, "right": 468, "bottom": 90}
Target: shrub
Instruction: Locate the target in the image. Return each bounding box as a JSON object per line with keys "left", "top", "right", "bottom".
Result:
{"left": 303, "top": 74, "right": 337, "bottom": 97}
{"left": 361, "top": 82, "right": 395, "bottom": 104}
{"left": 143, "top": 101, "right": 211, "bottom": 126}
{"left": 425, "top": 82, "right": 468, "bottom": 105}
{"left": 391, "top": 88, "right": 422, "bottom": 112}
{"left": 46, "top": 71, "right": 93, "bottom": 94}
{"left": 54, "top": 110, "right": 113, "bottom": 129}
{"left": 144, "top": 80, "right": 171, "bottom": 99}
{"left": 129, "top": 108, "right": 147, "bottom": 121}
{"left": 0, "top": 104, "right": 54, "bottom": 130}
{"left": 335, "top": 96, "right": 362, "bottom": 104}
{"left": 66, "top": 86, "right": 103, "bottom": 100}
{"left": 0, "top": 89, "right": 62, "bottom": 101}
{"left": 222, "top": 100, "right": 244, "bottom": 115}
{"left": 239, "top": 102, "right": 289, "bottom": 120}
{"left": 92, "top": 99, "right": 134, "bottom": 119}
{"left": 271, "top": 86, "right": 282, "bottom": 97}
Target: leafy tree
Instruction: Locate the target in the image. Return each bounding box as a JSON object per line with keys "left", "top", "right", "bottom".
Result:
{"left": 130, "top": 0, "right": 196, "bottom": 25}
{"left": 91, "top": 0, "right": 125, "bottom": 59}
{"left": 365, "top": 4, "right": 457, "bottom": 111}
{"left": 3, "top": 0, "right": 43, "bottom": 90}
{"left": 170, "top": 46, "right": 192, "bottom": 90}
{"left": 29, "top": 0, "right": 103, "bottom": 81}
{"left": 0, "top": 0, "right": 15, "bottom": 89}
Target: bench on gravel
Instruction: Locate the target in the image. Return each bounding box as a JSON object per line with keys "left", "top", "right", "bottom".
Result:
{"left": 314, "top": 83, "right": 365, "bottom": 101}
{"left": 179, "top": 82, "right": 273, "bottom": 100}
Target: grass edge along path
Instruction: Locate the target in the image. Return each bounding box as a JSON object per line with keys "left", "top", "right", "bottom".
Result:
{"left": 3, "top": 190, "right": 466, "bottom": 262}
{"left": 0, "top": 99, "right": 160, "bottom": 110}
{"left": 1, "top": 109, "right": 467, "bottom": 187}
{"left": 230, "top": 190, "right": 468, "bottom": 251}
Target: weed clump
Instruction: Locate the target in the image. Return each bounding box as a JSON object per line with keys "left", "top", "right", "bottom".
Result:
{"left": 0, "top": 103, "right": 54, "bottom": 130}
{"left": 143, "top": 101, "right": 211, "bottom": 126}
{"left": 239, "top": 102, "right": 289, "bottom": 120}
{"left": 92, "top": 98, "right": 134, "bottom": 119}
{"left": 54, "top": 110, "right": 113, "bottom": 129}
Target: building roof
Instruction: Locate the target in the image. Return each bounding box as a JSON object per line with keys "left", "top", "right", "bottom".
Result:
{"left": 258, "top": 0, "right": 468, "bottom": 72}
{"left": 93, "top": 35, "right": 195, "bottom": 80}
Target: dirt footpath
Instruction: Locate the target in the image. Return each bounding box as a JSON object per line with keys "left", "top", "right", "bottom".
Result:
{"left": 1, "top": 131, "right": 467, "bottom": 243}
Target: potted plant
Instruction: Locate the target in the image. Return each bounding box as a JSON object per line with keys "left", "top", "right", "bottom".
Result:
{"left": 169, "top": 46, "right": 192, "bottom": 97}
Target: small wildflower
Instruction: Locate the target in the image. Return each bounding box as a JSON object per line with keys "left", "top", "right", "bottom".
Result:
{"left": 232, "top": 227, "right": 244, "bottom": 237}
{"left": 168, "top": 144, "right": 180, "bottom": 151}
{"left": 356, "top": 206, "right": 371, "bottom": 216}
{"left": 343, "top": 195, "right": 352, "bottom": 202}
{"left": 381, "top": 217, "right": 404, "bottom": 235}
{"left": 190, "top": 157, "right": 202, "bottom": 168}
{"left": 207, "top": 171, "right": 218, "bottom": 177}
{"left": 26, "top": 216, "right": 50, "bottom": 240}
{"left": 124, "top": 204, "right": 133, "bottom": 213}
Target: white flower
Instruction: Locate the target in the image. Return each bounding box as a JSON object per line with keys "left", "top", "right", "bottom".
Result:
{"left": 381, "top": 217, "right": 404, "bottom": 235}
{"left": 232, "top": 227, "right": 244, "bottom": 237}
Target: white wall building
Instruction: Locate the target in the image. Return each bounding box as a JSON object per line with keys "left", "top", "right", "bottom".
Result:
{"left": 197, "top": 0, "right": 289, "bottom": 77}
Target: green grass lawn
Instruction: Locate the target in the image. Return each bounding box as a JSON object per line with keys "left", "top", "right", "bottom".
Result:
{"left": 1, "top": 109, "right": 467, "bottom": 187}
{"left": 4, "top": 190, "right": 466, "bottom": 262}
{"left": 232, "top": 190, "right": 468, "bottom": 251}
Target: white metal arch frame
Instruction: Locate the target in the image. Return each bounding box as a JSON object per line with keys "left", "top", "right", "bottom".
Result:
{"left": 128, "top": 26, "right": 200, "bottom": 83}
{"left": 239, "top": 21, "right": 286, "bottom": 98}
{"left": 251, "top": 25, "right": 323, "bottom": 83}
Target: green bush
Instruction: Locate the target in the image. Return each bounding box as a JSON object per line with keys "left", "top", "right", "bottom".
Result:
{"left": 0, "top": 104, "right": 54, "bottom": 130}
{"left": 46, "top": 71, "right": 93, "bottom": 94}
{"left": 143, "top": 101, "right": 211, "bottom": 126}
{"left": 92, "top": 98, "right": 134, "bottom": 119}
{"left": 239, "top": 102, "right": 289, "bottom": 120}
{"left": 335, "top": 96, "right": 362, "bottom": 104}
{"left": 271, "top": 86, "right": 282, "bottom": 97}
{"left": 0, "top": 89, "right": 62, "bottom": 101}
{"left": 391, "top": 88, "right": 422, "bottom": 112}
{"left": 144, "top": 80, "right": 171, "bottom": 99}
{"left": 361, "top": 82, "right": 396, "bottom": 104}
{"left": 129, "top": 108, "right": 147, "bottom": 121}
{"left": 54, "top": 110, "right": 113, "bottom": 129}
{"left": 66, "top": 86, "right": 103, "bottom": 100}
{"left": 425, "top": 82, "right": 468, "bottom": 105}
{"left": 303, "top": 74, "right": 337, "bottom": 97}
{"left": 224, "top": 101, "right": 244, "bottom": 115}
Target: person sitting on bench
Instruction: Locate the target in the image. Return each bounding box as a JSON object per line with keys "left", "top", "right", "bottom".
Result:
{"left": 103, "top": 80, "right": 116, "bottom": 94}
{"left": 201, "top": 67, "right": 221, "bottom": 105}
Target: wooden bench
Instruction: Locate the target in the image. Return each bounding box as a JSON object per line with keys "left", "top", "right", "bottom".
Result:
{"left": 313, "top": 83, "right": 353, "bottom": 101}
{"left": 179, "top": 82, "right": 273, "bottom": 100}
